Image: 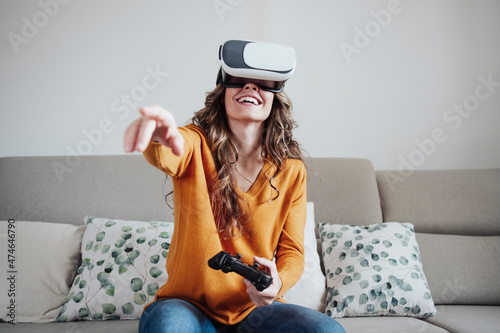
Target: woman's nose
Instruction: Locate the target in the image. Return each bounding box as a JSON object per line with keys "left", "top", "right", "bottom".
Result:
{"left": 244, "top": 83, "right": 260, "bottom": 91}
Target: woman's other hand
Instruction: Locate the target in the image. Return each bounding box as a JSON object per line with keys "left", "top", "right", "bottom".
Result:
{"left": 123, "top": 105, "right": 184, "bottom": 155}
{"left": 243, "top": 256, "right": 283, "bottom": 307}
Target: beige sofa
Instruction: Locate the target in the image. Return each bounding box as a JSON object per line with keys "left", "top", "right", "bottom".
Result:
{"left": 0, "top": 155, "right": 499, "bottom": 332}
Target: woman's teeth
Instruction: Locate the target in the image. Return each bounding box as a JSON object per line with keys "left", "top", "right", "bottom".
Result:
{"left": 237, "top": 96, "right": 258, "bottom": 105}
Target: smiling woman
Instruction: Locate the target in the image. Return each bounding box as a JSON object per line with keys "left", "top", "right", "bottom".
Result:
{"left": 123, "top": 40, "right": 345, "bottom": 333}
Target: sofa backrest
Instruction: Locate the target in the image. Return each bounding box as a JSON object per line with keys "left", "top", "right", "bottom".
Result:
{"left": 0, "top": 155, "right": 174, "bottom": 225}
{"left": 305, "top": 158, "right": 383, "bottom": 225}
{"left": 376, "top": 169, "right": 500, "bottom": 306}
{"left": 2, "top": 155, "right": 499, "bottom": 306}
{"left": 0, "top": 156, "right": 384, "bottom": 227}
{"left": 376, "top": 169, "right": 500, "bottom": 235}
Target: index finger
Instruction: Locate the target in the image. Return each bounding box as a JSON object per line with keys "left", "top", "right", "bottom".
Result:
{"left": 123, "top": 117, "right": 145, "bottom": 153}
{"left": 133, "top": 117, "right": 159, "bottom": 152}
{"left": 139, "top": 105, "right": 177, "bottom": 128}
{"left": 253, "top": 257, "right": 277, "bottom": 275}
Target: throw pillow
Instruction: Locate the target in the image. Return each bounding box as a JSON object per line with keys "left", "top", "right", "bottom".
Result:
{"left": 0, "top": 220, "right": 85, "bottom": 323}
{"left": 318, "top": 222, "right": 436, "bottom": 318}
{"left": 56, "top": 217, "right": 174, "bottom": 321}
{"left": 285, "top": 202, "right": 327, "bottom": 311}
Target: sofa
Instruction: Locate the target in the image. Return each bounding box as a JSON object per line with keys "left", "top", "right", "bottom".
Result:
{"left": 0, "top": 154, "right": 499, "bottom": 333}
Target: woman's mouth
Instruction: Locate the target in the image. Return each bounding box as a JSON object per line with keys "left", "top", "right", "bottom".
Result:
{"left": 236, "top": 96, "right": 261, "bottom": 105}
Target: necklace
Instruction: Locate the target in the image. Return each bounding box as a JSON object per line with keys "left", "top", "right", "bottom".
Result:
{"left": 235, "top": 166, "right": 255, "bottom": 184}
{"left": 234, "top": 161, "right": 264, "bottom": 184}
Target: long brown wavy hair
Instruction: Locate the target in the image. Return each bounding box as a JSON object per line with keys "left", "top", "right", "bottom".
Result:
{"left": 191, "top": 84, "right": 303, "bottom": 238}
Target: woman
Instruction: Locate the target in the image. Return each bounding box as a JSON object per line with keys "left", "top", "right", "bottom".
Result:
{"left": 123, "top": 41, "right": 344, "bottom": 333}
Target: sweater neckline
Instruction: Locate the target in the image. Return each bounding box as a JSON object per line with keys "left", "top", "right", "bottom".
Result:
{"left": 236, "top": 158, "right": 273, "bottom": 197}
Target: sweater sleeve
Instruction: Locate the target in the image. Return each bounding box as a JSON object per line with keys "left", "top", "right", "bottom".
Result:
{"left": 142, "top": 126, "right": 198, "bottom": 177}
{"left": 274, "top": 162, "right": 307, "bottom": 299}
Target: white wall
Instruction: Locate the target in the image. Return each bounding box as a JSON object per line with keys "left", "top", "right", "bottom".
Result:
{"left": 1, "top": 0, "right": 499, "bottom": 171}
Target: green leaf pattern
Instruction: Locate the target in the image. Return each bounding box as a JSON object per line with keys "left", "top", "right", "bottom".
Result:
{"left": 55, "top": 217, "right": 174, "bottom": 321}
{"left": 319, "top": 222, "right": 436, "bottom": 318}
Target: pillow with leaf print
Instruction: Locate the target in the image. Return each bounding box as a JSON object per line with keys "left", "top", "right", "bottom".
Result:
{"left": 318, "top": 222, "right": 436, "bottom": 319}
{"left": 56, "top": 217, "right": 174, "bottom": 322}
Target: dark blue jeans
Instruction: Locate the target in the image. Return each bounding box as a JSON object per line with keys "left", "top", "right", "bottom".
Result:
{"left": 139, "top": 298, "right": 345, "bottom": 333}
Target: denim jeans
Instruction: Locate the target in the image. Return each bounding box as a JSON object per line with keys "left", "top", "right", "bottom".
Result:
{"left": 139, "top": 298, "right": 345, "bottom": 333}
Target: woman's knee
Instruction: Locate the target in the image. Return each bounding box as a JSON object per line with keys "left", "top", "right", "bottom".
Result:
{"left": 238, "top": 302, "right": 345, "bottom": 333}
{"left": 139, "top": 299, "right": 216, "bottom": 333}
{"left": 290, "top": 305, "right": 345, "bottom": 333}
{"left": 314, "top": 319, "right": 346, "bottom": 333}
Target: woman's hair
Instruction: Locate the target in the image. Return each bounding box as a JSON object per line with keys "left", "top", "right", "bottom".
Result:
{"left": 191, "top": 84, "right": 303, "bottom": 238}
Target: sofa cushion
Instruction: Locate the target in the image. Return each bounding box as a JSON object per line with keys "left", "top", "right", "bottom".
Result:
{"left": 416, "top": 233, "right": 500, "bottom": 305}
{"left": 376, "top": 169, "right": 500, "bottom": 235}
{"left": 285, "top": 202, "right": 327, "bottom": 311}
{"left": 336, "top": 316, "right": 448, "bottom": 333}
{"left": 319, "top": 222, "right": 436, "bottom": 318}
{"left": 426, "top": 305, "right": 500, "bottom": 333}
{"left": 0, "top": 319, "right": 140, "bottom": 333}
{"left": 56, "top": 217, "right": 173, "bottom": 321}
{"left": 0, "top": 221, "right": 85, "bottom": 323}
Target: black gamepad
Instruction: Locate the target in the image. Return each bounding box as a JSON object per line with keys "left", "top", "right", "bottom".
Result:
{"left": 208, "top": 251, "right": 273, "bottom": 291}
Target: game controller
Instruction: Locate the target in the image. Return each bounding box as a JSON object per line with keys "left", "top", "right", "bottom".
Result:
{"left": 208, "top": 251, "right": 273, "bottom": 291}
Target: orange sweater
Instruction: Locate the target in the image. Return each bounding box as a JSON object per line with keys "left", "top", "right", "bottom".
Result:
{"left": 143, "top": 124, "right": 306, "bottom": 325}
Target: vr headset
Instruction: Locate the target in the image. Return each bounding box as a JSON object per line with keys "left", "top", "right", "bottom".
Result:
{"left": 216, "top": 40, "right": 296, "bottom": 93}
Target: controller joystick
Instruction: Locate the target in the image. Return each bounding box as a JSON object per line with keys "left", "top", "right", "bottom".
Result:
{"left": 208, "top": 251, "right": 273, "bottom": 291}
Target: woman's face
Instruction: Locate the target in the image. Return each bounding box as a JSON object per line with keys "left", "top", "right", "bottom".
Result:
{"left": 224, "top": 83, "right": 274, "bottom": 125}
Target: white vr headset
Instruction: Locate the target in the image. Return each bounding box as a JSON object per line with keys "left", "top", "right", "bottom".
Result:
{"left": 216, "top": 40, "right": 296, "bottom": 93}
